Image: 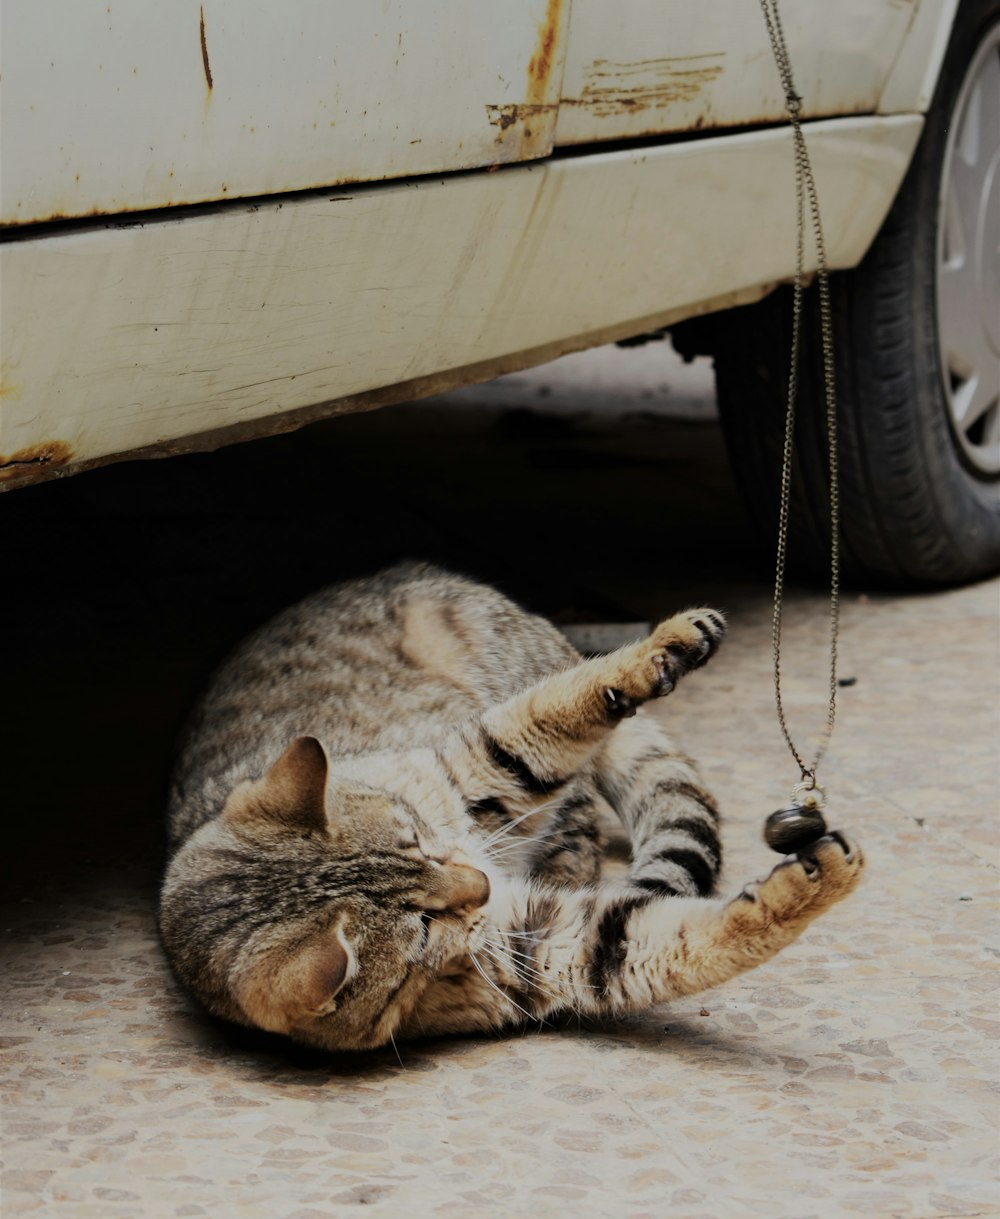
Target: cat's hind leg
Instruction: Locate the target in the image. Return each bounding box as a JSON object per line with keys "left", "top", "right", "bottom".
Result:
{"left": 595, "top": 713, "right": 722, "bottom": 897}
{"left": 522, "top": 783, "right": 606, "bottom": 887}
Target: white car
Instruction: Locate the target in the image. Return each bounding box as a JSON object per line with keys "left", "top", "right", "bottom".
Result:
{"left": 1, "top": 0, "right": 997, "bottom": 583}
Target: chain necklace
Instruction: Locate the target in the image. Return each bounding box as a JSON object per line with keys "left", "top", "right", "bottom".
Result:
{"left": 759, "top": 0, "right": 842, "bottom": 811}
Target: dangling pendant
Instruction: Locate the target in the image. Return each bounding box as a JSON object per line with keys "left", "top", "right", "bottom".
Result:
{"left": 764, "top": 781, "right": 829, "bottom": 854}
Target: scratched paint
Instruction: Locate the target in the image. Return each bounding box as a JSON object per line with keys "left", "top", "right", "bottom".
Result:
{"left": 571, "top": 55, "right": 726, "bottom": 119}
{"left": 555, "top": 0, "right": 918, "bottom": 146}
{"left": 199, "top": 6, "right": 213, "bottom": 91}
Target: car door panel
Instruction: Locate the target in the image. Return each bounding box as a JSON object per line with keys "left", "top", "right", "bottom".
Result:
{"left": 0, "top": 0, "right": 569, "bottom": 225}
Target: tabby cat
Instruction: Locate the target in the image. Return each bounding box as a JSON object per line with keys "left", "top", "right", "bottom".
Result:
{"left": 160, "top": 563, "right": 862, "bottom": 1050}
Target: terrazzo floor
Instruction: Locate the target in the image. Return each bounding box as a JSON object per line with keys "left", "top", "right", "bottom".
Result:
{"left": 2, "top": 348, "right": 998, "bottom": 1218}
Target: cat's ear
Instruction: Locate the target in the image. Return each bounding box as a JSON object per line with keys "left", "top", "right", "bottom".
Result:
{"left": 224, "top": 736, "right": 330, "bottom": 835}
{"left": 236, "top": 921, "right": 355, "bottom": 1034}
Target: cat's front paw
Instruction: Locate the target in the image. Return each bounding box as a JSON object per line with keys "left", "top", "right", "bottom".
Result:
{"left": 602, "top": 609, "right": 725, "bottom": 714}
{"left": 735, "top": 831, "right": 864, "bottom": 926}
{"left": 648, "top": 608, "right": 726, "bottom": 696}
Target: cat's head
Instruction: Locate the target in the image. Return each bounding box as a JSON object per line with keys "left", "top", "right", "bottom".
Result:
{"left": 159, "top": 736, "right": 491, "bottom": 1050}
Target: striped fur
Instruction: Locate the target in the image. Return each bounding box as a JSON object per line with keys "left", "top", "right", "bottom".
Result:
{"left": 160, "top": 563, "right": 863, "bottom": 1050}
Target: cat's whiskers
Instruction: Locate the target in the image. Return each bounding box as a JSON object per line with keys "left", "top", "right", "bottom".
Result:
{"left": 481, "top": 936, "right": 599, "bottom": 991}
{"left": 475, "top": 943, "right": 585, "bottom": 1019}
{"left": 467, "top": 946, "right": 542, "bottom": 1026}
{"left": 479, "top": 797, "right": 563, "bottom": 851}
{"left": 485, "top": 832, "right": 557, "bottom": 861}
{"left": 480, "top": 936, "right": 549, "bottom": 975}
{"left": 476, "top": 940, "right": 549, "bottom": 986}
{"left": 387, "top": 1030, "right": 405, "bottom": 1069}
{"left": 480, "top": 936, "right": 538, "bottom": 965}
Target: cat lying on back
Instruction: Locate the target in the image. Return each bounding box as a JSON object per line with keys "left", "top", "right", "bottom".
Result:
{"left": 160, "top": 563, "right": 862, "bottom": 1050}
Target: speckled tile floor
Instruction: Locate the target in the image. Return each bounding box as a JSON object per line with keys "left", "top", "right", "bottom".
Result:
{"left": 2, "top": 352, "right": 998, "bottom": 1218}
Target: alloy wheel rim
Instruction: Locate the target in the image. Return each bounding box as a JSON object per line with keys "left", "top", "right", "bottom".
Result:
{"left": 935, "top": 22, "right": 1000, "bottom": 478}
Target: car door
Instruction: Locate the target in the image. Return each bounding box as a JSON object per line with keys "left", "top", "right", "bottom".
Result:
{"left": 0, "top": 0, "right": 569, "bottom": 225}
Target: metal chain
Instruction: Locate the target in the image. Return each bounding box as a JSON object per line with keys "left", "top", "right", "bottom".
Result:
{"left": 759, "top": 0, "right": 841, "bottom": 796}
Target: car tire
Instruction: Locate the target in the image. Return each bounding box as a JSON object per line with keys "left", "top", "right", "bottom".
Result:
{"left": 704, "top": 0, "right": 1000, "bottom": 587}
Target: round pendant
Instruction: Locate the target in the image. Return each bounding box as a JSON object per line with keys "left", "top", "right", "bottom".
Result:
{"left": 764, "top": 805, "right": 828, "bottom": 854}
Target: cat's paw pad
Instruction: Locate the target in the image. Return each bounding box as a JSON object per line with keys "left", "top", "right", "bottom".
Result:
{"left": 648, "top": 609, "right": 726, "bottom": 695}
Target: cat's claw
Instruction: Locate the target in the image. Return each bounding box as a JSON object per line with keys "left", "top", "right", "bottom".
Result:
{"left": 603, "top": 687, "right": 638, "bottom": 720}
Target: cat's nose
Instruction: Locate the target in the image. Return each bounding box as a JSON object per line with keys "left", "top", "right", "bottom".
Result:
{"left": 438, "top": 864, "right": 491, "bottom": 912}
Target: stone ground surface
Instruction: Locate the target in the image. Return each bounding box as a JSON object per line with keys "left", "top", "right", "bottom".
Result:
{"left": 2, "top": 346, "right": 998, "bottom": 1218}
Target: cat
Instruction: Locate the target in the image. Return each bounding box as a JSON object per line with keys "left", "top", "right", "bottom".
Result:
{"left": 159, "top": 562, "right": 862, "bottom": 1051}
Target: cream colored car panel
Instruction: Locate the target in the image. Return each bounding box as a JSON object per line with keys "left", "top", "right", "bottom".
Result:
{"left": 878, "top": 0, "right": 961, "bottom": 113}
{"left": 0, "top": 117, "right": 921, "bottom": 485}
{"left": 0, "top": 0, "right": 568, "bottom": 225}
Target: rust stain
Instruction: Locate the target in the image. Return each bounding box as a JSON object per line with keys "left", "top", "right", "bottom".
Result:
{"left": 485, "top": 0, "right": 564, "bottom": 162}
{"left": 0, "top": 440, "right": 73, "bottom": 482}
{"left": 526, "top": 0, "right": 562, "bottom": 106}
{"left": 566, "top": 54, "right": 726, "bottom": 120}
{"left": 199, "top": 6, "right": 213, "bottom": 91}
{"left": 0, "top": 206, "right": 120, "bottom": 228}
{"left": 485, "top": 102, "right": 556, "bottom": 135}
